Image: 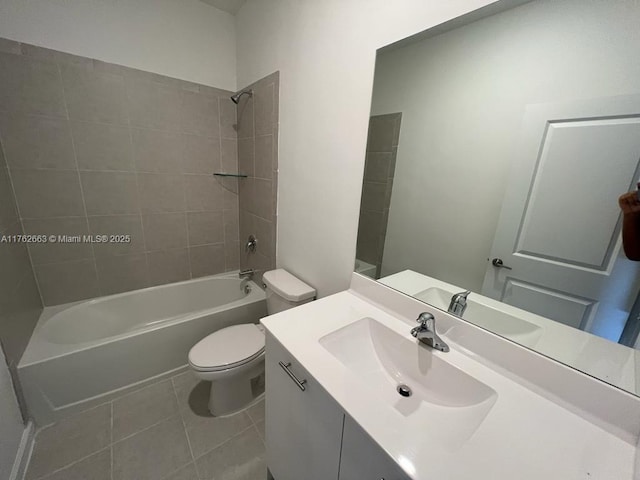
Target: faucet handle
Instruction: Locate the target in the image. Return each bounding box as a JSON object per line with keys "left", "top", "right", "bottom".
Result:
{"left": 416, "top": 312, "right": 435, "bottom": 327}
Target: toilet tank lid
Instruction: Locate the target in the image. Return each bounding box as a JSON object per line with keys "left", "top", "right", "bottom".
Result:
{"left": 263, "top": 269, "right": 316, "bottom": 302}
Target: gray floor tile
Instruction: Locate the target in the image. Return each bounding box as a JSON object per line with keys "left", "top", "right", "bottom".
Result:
{"left": 162, "top": 462, "right": 199, "bottom": 480}
{"left": 172, "top": 371, "right": 208, "bottom": 414}
{"left": 255, "top": 420, "right": 265, "bottom": 443}
{"left": 112, "top": 416, "right": 191, "bottom": 480}
{"left": 182, "top": 406, "right": 253, "bottom": 459}
{"left": 195, "top": 426, "right": 266, "bottom": 480}
{"left": 112, "top": 379, "right": 178, "bottom": 441}
{"left": 246, "top": 399, "right": 265, "bottom": 424}
{"left": 26, "top": 404, "right": 111, "bottom": 480}
{"left": 39, "top": 448, "right": 111, "bottom": 480}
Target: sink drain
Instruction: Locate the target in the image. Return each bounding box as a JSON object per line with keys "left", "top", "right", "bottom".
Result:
{"left": 397, "top": 384, "right": 412, "bottom": 397}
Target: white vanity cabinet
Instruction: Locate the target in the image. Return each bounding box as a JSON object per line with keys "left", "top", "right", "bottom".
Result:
{"left": 339, "top": 415, "right": 411, "bottom": 480}
{"left": 265, "top": 333, "right": 345, "bottom": 480}
{"left": 265, "top": 331, "right": 412, "bottom": 480}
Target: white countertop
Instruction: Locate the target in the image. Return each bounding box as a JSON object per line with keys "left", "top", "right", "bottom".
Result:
{"left": 261, "top": 276, "right": 639, "bottom": 480}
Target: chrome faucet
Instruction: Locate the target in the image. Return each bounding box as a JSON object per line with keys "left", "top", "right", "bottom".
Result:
{"left": 448, "top": 290, "right": 470, "bottom": 317}
{"left": 239, "top": 269, "right": 255, "bottom": 279}
{"left": 410, "top": 312, "right": 450, "bottom": 352}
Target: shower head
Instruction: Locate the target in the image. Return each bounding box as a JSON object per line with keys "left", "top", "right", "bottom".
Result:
{"left": 230, "top": 89, "right": 253, "bottom": 104}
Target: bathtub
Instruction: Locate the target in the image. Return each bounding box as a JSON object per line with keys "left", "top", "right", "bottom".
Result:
{"left": 18, "top": 272, "right": 266, "bottom": 426}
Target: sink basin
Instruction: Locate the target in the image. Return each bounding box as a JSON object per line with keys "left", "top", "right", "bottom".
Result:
{"left": 320, "top": 317, "right": 498, "bottom": 450}
{"left": 416, "top": 287, "right": 543, "bottom": 348}
{"left": 319, "top": 317, "right": 496, "bottom": 409}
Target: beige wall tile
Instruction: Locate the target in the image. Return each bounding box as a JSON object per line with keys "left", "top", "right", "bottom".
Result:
{"left": 254, "top": 82, "right": 274, "bottom": 136}
{"left": 22, "top": 217, "right": 93, "bottom": 265}
{"left": 81, "top": 171, "right": 140, "bottom": 215}
{"left": 0, "top": 165, "right": 18, "bottom": 232}
{"left": 221, "top": 138, "right": 238, "bottom": 174}
{"left": 0, "top": 52, "right": 66, "bottom": 117}
{"left": 138, "top": 173, "right": 186, "bottom": 213}
{"left": 0, "top": 114, "right": 75, "bottom": 170}
{"left": 12, "top": 169, "right": 85, "bottom": 218}
{"left": 237, "top": 137, "right": 254, "bottom": 177}
{"left": 184, "top": 174, "right": 224, "bottom": 212}
{"left": 181, "top": 134, "right": 220, "bottom": 174}
{"left": 180, "top": 91, "right": 220, "bottom": 137}
{"left": 95, "top": 253, "right": 149, "bottom": 296}
{"left": 254, "top": 134, "right": 273, "bottom": 180}
{"left": 72, "top": 121, "right": 134, "bottom": 172}
{"left": 187, "top": 211, "right": 224, "bottom": 246}
{"left": 147, "top": 248, "right": 190, "bottom": 286}
{"left": 126, "top": 77, "right": 182, "bottom": 131}
{"left": 132, "top": 128, "right": 182, "bottom": 173}
{"left": 142, "top": 212, "right": 188, "bottom": 251}
{"left": 34, "top": 259, "right": 99, "bottom": 305}
{"left": 236, "top": 94, "right": 254, "bottom": 139}
{"left": 61, "top": 63, "right": 129, "bottom": 125}
{"left": 0, "top": 38, "right": 21, "bottom": 55}
{"left": 189, "top": 244, "right": 225, "bottom": 278}
{"left": 88, "top": 215, "right": 145, "bottom": 256}
{"left": 219, "top": 97, "right": 237, "bottom": 139}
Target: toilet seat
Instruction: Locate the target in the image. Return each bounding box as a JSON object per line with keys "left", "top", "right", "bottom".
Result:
{"left": 189, "top": 323, "right": 265, "bottom": 372}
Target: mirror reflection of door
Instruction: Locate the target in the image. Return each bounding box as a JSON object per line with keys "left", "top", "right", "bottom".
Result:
{"left": 355, "top": 0, "right": 640, "bottom": 395}
{"left": 481, "top": 96, "right": 640, "bottom": 341}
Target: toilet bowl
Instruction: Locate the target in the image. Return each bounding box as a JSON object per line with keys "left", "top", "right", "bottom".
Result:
{"left": 188, "top": 269, "right": 316, "bottom": 416}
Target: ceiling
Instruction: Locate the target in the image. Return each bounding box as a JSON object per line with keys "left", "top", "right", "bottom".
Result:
{"left": 200, "top": 0, "right": 247, "bottom": 15}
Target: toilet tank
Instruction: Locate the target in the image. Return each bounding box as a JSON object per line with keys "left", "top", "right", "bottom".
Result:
{"left": 263, "top": 269, "right": 316, "bottom": 315}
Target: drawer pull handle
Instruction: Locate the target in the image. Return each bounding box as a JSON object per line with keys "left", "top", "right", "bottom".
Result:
{"left": 279, "top": 361, "right": 307, "bottom": 391}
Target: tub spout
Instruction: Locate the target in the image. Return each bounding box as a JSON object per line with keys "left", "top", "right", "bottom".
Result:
{"left": 239, "top": 269, "right": 255, "bottom": 279}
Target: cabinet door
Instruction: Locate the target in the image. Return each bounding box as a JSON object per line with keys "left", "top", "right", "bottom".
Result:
{"left": 339, "top": 415, "right": 412, "bottom": 480}
{"left": 265, "top": 333, "right": 344, "bottom": 480}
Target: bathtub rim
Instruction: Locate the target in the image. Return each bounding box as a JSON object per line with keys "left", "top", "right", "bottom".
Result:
{"left": 19, "top": 271, "right": 266, "bottom": 368}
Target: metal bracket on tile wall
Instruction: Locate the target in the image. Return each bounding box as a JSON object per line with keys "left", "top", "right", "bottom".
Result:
{"left": 246, "top": 234, "right": 258, "bottom": 253}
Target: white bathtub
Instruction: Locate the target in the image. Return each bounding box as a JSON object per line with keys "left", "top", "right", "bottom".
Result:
{"left": 18, "top": 272, "right": 267, "bottom": 426}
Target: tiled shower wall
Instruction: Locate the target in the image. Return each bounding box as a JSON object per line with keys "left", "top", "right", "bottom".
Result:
{"left": 0, "top": 134, "right": 42, "bottom": 405}
{"left": 0, "top": 38, "right": 241, "bottom": 306}
{"left": 356, "top": 113, "right": 402, "bottom": 278}
{"left": 237, "top": 72, "right": 279, "bottom": 284}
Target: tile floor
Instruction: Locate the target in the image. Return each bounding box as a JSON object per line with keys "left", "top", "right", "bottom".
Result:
{"left": 24, "top": 371, "right": 266, "bottom": 480}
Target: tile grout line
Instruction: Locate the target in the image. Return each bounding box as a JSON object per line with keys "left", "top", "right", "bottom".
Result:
{"left": 0, "top": 94, "right": 46, "bottom": 309}
{"left": 192, "top": 422, "right": 259, "bottom": 465}
{"left": 169, "top": 375, "right": 202, "bottom": 479}
{"left": 56, "top": 59, "right": 101, "bottom": 298}
{"left": 30, "top": 446, "right": 111, "bottom": 480}
{"left": 123, "top": 71, "right": 151, "bottom": 288}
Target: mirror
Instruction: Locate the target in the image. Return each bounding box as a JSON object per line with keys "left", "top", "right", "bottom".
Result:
{"left": 356, "top": 0, "right": 640, "bottom": 395}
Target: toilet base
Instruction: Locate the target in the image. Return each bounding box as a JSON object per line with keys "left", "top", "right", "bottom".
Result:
{"left": 207, "top": 359, "right": 265, "bottom": 416}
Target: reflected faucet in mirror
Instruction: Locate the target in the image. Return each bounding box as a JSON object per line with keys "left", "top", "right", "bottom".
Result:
{"left": 448, "top": 291, "right": 470, "bottom": 318}
{"left": 354, "top": 0, "right": 640, "bottom": 397}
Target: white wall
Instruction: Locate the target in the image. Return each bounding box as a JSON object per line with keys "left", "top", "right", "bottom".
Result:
{"left": 0, "top": 345, "right": 24, "bottom": 480}
{"left": 370, "top": 0, "right": 640, "bottom": 291}
{"left": 0, "top": 0, "right": 237, "bottom": 89}
{"left": 236, "top": 0, "right": 512, "bottom": 297}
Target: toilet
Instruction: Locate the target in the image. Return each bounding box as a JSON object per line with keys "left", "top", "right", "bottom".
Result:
{"left": 188, "top": 269, "right": 316, "bottom": 416}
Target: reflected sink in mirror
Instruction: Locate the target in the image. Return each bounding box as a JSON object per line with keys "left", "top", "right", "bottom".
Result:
{"left": 415, "top": 287, "right": 544, "bottom": 348}
{"left": 320, "top": 317, "right": 496, "bottom": 409}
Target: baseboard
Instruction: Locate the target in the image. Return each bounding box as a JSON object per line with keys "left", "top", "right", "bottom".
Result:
{"left": 9, "top": 420, "right": 35, "bottom": 480}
